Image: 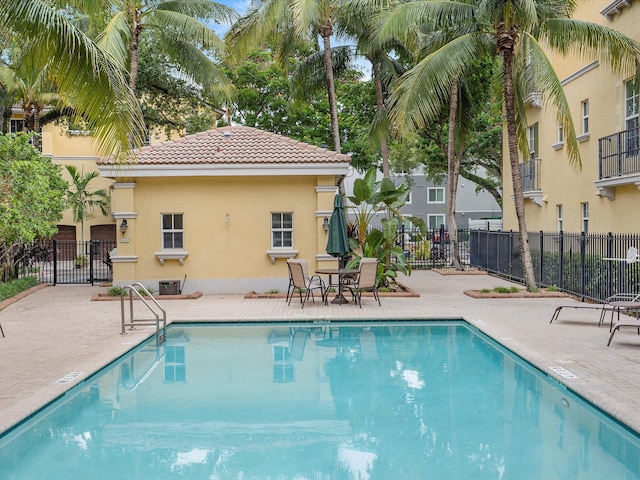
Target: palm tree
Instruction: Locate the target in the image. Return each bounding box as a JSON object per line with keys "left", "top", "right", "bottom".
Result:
{"left": 65, "top": 165, "right": 110, "bottom": 245}
{"left": 226, "top": 0, "right": 346, "bottom": 154}
{"left": 79, "top": 0, "right": 237, "bottom": 102}
{"left": 0, "top": 0, "right": 147, "bottom": 157}
{"left": 0, "top": 47, "right": 59, "bottom": 150}
{"left": 375, "top": 0, "right": 640, "bottom": 290}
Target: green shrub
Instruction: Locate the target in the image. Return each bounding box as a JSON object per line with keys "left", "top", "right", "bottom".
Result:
{"left": 493, "top": 286, "right": 519, "bottom": 293}
{"left": 0, "top": 277, "right": 39, "bottom": 302}
{"left": 107, "top": 286, "right": 126, "bottom": 297}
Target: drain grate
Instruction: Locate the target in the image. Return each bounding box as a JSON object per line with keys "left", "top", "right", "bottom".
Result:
{"left": 55, "top": 372, "right": 84, "bottom": 384}
{"left": 549, "top": 366, "right": 578, "bottom": 379}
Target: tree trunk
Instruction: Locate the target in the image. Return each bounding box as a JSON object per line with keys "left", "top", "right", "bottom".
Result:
{"left": 128, "top": 6, "right": 144, "bottom": 94}
{"left": 373, "top": 62, "right": 390, "bottom": 178}
{"left": 447, "top": 79, "right": 463, "bottom": 270}
{"left": 320, "top": 30, "right": 344, "bottom": 196}
{"left": 321, "top": 32, "right": 340, "bottom": 155}
{"left": 499, "top": 26, "right": 537, "bottom": 291}
{"left": 33, "top": 105, "right": 41, "bottom": 150}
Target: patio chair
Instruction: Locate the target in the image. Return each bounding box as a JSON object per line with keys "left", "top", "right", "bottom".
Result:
{"left": 286, "top": 259, "right": 326, "bottom": 308}
{"left": 606, "top": 294, "right": 640, "bottom": 346}
{"left": 289, "top": 328, "right": 311, "bottom": 361}
{"left": 344, "top": 258, "right": 381, "bottom": 308}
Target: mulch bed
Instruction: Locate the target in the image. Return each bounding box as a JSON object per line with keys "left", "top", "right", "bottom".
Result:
{"left": 433, "top": 268, "right": 487, "bottom": 275}
{"left": 91, "top": 292, "right": 203, "bottom": 301}
{"left": 245, "top": 282, "right": 419, "bottom": 299}
{"left": 464, "top": 289, "right": 567, "bottom": 299}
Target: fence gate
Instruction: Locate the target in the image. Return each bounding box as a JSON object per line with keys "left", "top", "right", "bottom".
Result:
{"left": 21, "top": 239, "right": 115, "bottom": 285}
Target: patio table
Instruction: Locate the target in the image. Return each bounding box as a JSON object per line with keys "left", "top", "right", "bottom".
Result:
{"left": 315, "top": 268, "right": 359, "bottom": 304}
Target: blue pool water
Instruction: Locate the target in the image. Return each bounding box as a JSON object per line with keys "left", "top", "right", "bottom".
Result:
{"left": 2, "top": 321, "right": 640, "bottom": 479}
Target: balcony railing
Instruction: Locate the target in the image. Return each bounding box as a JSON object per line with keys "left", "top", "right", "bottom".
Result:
{"left": 598, "top": 127, "right": 640, "bottom": 179}
{"left": 520, "top": 158, "right": 540, "bottom": 192}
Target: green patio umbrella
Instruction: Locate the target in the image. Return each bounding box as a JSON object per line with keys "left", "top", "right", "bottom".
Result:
{"left": 326, "top": 193, "right": 350, "bottom": 265}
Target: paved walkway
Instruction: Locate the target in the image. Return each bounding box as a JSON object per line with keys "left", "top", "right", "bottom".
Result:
{"left": 1, "top": 270, "right": 640, "bottom": 436}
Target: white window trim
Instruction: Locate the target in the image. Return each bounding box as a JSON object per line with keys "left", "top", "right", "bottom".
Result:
{"left": 581, "top": 99, "right": 589, "bottom": 135}
{"left": 157, "top": 213, "right": 188, "bottom": 265}
{"left": 427, "top": 214, "right": 446, "bottom": 230}
{"left": 557, "top": 205, "right": 563, "bottom": 233}
{"left": 427, "top": 187, "right": 445, "bottom": 204}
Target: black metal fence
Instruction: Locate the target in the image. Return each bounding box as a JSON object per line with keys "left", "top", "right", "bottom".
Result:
{"left": 470, "top": 230, "right": 640, "bottom": 302}
{"left": 13, "top": 239, "right": 115, "bottom": 285}
{"left": 395, "top": 226, "right": 471, "bottom": 270}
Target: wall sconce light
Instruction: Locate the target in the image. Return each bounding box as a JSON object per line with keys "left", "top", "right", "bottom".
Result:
{"left": 225, "top": 213, "right": 230, "bottom": 224}
{"left": 323, "top": 217, "right": 329, "bottom": 232}
{"left": 119, "top": 218, "right": 128, "bottom": 235}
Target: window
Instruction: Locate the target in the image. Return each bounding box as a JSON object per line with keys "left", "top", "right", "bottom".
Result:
{"left": 428, "top": 214, "right": 445, "bottom": 230}
{"left": 557, "top": 205, "right": 563, "bottom": 233}
{"left": 581, "top": 202, "right": 589, "bottom": 235}
{"left": 625, "top": 78, "right": 639, "bottom": 155}
{"left": 272, "top": 345, "right": 294, "bottom": 383}
{"left": 10, "top": 119, "right": 24, "bottom": 133}
{"left": 528, "top": 123, "right": 539, "bottom": 159}
{"left": 557, "top": 123, "right": 564, "bottom": 144}
{"left": 271, "top": 212, "right": 293, "bottom": 248}
{"left": 581, "top": 100, "right": 589, "bottom": 134}
{"left": 427, "top": 187, "right": 445, "bottom": 204}
{"left": 162, "top": 213, "right": 184, "bottom": 249}
{"left": 164, "top": 346, "right": 186, "bottom": 383}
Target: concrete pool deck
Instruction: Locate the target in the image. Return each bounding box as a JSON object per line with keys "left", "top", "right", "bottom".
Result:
{"left": 1, "top": 270, "right": 640, "bottom": 436}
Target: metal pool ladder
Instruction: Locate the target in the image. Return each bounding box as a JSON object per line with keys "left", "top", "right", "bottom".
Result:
{"left": 120, "top": 282, "right": 167, "bottom": 344}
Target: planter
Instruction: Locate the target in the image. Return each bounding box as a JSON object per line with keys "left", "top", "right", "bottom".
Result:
{"left": 464, "top": 289, "right": 567, "bottom": 299}
{"left": 244, "top": 282, "right": 419, "bottom": 299}
{"left": 91, "top": 291, "right": 203, "bottom": 301}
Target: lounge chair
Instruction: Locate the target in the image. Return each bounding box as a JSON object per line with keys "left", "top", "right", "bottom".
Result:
{"left": 344, "top": 258, "right": 381, "bottom": 308}
{"left": 550, "top": 292, "right": 640, "bottom": 331}
{"left": 606, "top": 294, "right": 640, "bottom": 346}
{"left": 286, "top": 259, "right": 326, "bottom": 308}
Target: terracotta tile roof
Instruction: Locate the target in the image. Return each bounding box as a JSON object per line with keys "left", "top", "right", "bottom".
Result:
{"left": 99, "top": 126, "right": 350, "bottom": 166}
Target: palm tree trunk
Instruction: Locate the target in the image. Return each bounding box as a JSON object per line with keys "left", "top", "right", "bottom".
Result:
{"left": 499, "top": 27, "right": 537, "bottom": 291}
{"left": 447, "top": 79, "right": 462, "bottom": 270}
{"left": 128, "top": 5, "right": 143, "bottom": 94}
{"left": 373, "top": 61, "right": 390, "bottom": 178}
{"left": 321, "top": 32, "right": 340, "bottom": 155}
{"left": 33, "top": 104, "right": 41, "bottom": 150}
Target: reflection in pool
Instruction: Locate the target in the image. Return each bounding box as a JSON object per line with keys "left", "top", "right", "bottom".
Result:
{"left": 1, "top": 321, "right": 640, "bottom": 479}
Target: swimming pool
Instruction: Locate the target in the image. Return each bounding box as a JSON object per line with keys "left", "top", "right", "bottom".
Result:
{"left": 1, "top": 321, "right": 640, "bottom": 479}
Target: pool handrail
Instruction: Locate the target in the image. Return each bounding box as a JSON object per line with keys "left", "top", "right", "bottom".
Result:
{"left": 120, "top": 282, "right": 167, "bottom": 344}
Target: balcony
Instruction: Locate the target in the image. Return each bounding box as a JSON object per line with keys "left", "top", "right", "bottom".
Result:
{"left": 596, "top": 128, "right": 640, "bottom": 199}
{"left": 519, "top": 158, "right": 544, "bottom": 206}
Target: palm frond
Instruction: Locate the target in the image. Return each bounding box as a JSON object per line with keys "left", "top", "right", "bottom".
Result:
{"left": 542, "top": 18, "right": 640, "bottom": 78}
{"left": 0, "top": 0, "right": 147, "bottom": 157}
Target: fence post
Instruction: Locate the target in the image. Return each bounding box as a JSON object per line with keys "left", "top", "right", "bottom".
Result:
{"left": 606, "top": 232, "right": 613, "bottom": 298}
{"left": 558, "top": 231, "right": 564, "bottom": 291}
{"left": 580, "top": 231, "right": 586, "bottom": 300}
{"left": 539, "top": 230, "right": 544, "bottom": 285}
{"left": 53, "top": 239, "right": 57, "bottom": 286}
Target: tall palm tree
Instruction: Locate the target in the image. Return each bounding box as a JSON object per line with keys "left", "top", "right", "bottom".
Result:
{"left": 0, "top": 0, "right": 147, "bottom": 157}
{"left": 375, "top": 0, "right": 640, "bottom": 290}
{"left": 78, "top": 0, "right": 237, "bottom": 102}
{"left": 226, "top": 0, "right": 347, "bottom": 154}
{"left": 0, "top": 47, "right": 59, "bottom": 150}
{"left": 65, "top": 165, "right": 110, "bottom": 245}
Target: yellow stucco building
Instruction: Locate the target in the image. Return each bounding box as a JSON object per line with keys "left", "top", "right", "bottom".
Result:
{"left": 98, "top": 126, "right": 350, "bottom": 294}
{"left": 503, "top": 0, "right": 640, "bottom": 235}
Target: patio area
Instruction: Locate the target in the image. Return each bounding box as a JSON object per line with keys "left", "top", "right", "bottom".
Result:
{"left": 1, "top": 269, "right": 640, "bottom": 436}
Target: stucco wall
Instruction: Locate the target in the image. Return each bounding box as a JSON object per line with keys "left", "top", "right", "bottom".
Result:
{"left": 112, "top": 175, "right": 339, "bottom": 294}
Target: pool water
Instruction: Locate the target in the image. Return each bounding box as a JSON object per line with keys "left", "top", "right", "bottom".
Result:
{"left": 2, "top": 321, "right": 640, "bottom": 479}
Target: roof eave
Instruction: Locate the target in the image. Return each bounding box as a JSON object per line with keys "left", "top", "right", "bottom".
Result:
{"left": 98, "top": 162, "right": 351, "bottom": 178}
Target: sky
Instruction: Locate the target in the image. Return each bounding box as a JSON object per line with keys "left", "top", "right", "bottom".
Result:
{"left": 210, "top": 0, "right": 372, "bottom": 79}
